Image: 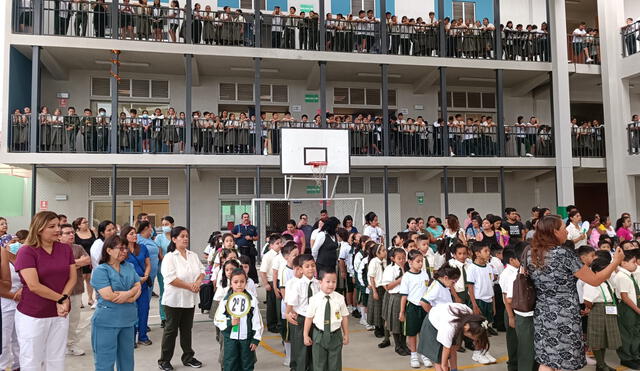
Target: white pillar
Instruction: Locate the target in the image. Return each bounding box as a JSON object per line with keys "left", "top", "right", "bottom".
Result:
{"left": 549, "top": 0, "right": 574, "bottom": 210}
{"left": 598, "top": 0, "right": 637, "bottom": 219}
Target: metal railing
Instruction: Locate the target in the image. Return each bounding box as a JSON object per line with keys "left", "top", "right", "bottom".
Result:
{"left": 14, "top": 2, "right": 554, "bottom": 62}
{"left": 629, "top": 123, "right": 640, "bottom": 155}
{"left": 571, "top": 126, "right": 605, "bottom": 157}
{"left": 622, "top": 21, "right": 640, "bottom": 57}
{"left": 567, "top": 33, "right": 600, "bottom": 64}
{"left": 9, "top": 113, "right": 31, "bottom": 152}
{"left": 36, "top": 114, "right": 111, "bottom": 153}
{"left": 504, "top": 124, "right": 554, "bottom": 157}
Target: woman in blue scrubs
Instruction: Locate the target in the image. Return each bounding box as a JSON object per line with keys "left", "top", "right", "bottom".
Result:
{"left": 154, "top": 216, "right": 174, "bottom": 328}
{"left": 121, "top": 226, "right": 152, "bottom": 346}
{"left": 91, "top": 235, "right": 141, "bottom": 371}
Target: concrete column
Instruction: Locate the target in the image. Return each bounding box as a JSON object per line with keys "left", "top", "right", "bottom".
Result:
{"left": 548, "top": 0, "right": 574, "bottom": 209}
{"left": 598, "top": 0, "right": 637, "bottom": 219}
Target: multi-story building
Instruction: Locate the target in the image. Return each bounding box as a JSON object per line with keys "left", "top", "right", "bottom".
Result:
{"left": 1, "top": 0, "right": 639, "bottom": 245}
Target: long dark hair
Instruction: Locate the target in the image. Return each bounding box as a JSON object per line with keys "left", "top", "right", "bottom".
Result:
{"left": 450, "top": 307, "right": 489, "bottom": 351}
{"left": 322, "top": 217, "right": 340, "bottom": 237}
{"left": 99, "top": 235, "right": 125, "bottom": 265}
{"left": 119, "top": 225, "right": 137, "bottom": 248}
{"left": 221, "top": 260, "right": 241, "bottom": 288}
{"left": 97, "top": 220, "right": 114, "bottom": 241}
{"left": 167, "top": 226, "right": 189, "bottom": 252}
{"left": 433, "top": 263, "right": 461, "bottom": 281}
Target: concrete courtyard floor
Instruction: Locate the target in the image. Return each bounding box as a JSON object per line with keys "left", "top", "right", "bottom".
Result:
{"left": 62, "top": 288, "right": 624, "bottom": 371}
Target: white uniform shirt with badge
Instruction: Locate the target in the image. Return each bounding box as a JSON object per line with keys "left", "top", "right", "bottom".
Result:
{"left": 466, "top": 262, "right": 494, "bottom": 302}
{"left": 429, "top": 303, "right": 473, "bottom": 348}
{"left": 338, "top": 242, "right": 354, "bottom": 276}
{"left": 584, "top": 281, "right": 618, "bottom": 315}
{"left": 272, "top": 254, "right": 287, "bottom": 284}
{"left": 367, "top": 257, "right": 386, "bottom": 287}
{"left": 499, "top": 264, "right": 533, "bottom": 317}
{"left": 489, "top": 256, "right": 504, "bottom": 282}
{"left": 448, "top": 259, "right": 468, "bottom": 293}
{"left": 614, "top": 267, "right": 639, "bottom": 306}
{"left": 288, "top": 275, "right": 321, "bottom": 317}
{"left": 282, "top": 273, "right": 299, "bottom": 319}
{"left": 381, "top": 264, "right": 403, "bottom": 294}
{"left": 213, "top": 291, "right": 263, "bottom": 342}
{"left": 306, "top": 290, "right": 350, "bottom": 332}
{"left": 259, "top": 249, "right": 281, "bottom": 282}
{"left": 422, "top": 279, "right": 453, "bottom": 306}
{"left": 399, "top": 270, "right": 430, "bottom": 306}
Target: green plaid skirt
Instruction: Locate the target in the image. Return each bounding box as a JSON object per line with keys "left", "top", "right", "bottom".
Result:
{"left": 587, "top": 303, "right": 622, "bottom": 350}
{"left": 368, "top": 286, "right": 385, "bottom": 327}
{"left": 383, "top": 293, "right": 404, "bottom": 334}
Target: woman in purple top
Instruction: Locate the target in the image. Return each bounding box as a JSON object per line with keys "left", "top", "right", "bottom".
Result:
{"left": 14, "top": 211, "right": 77, "bottom": 371}
{"left": 282, "top": 219, "right": 306, "bottom": 254}
{"left": 616, "top": 216, "right": 634, "bottom": 242}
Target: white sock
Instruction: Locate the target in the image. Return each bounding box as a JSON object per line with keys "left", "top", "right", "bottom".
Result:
{"left": 362, "top": 310, "right": 368, "bottom": 323}
{"left": 284, "top": 343, "right": 291, "bottom": 361}
{"left": 411, "top": 352, "right": 418, "bottom": 359}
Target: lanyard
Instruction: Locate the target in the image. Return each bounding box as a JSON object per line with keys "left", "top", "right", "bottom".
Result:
{"left": 599, "top": 282, "right": 616, "bottom": 305}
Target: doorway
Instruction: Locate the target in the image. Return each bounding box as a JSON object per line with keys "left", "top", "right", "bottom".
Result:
{"left": 266, "top": 201, "right": 290, "bottom": 235}
{"left": 574, "top": 183, "right": 608, "bottom": 220}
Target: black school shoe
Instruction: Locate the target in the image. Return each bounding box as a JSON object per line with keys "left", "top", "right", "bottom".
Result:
{"left": 351, "top": 309, "right": 362, "bottom": 319}
{"left": 378, "top": 339, "right": 391, "bottom": 348}
{"left": 158, "top": 361, "right": 174, "bottom": 371}
{"left": 183, "top": 358, "right": 203, "bottom": 368}
{"left": 457, "top": 346, "right": 466, "bottom": 353}
{"left": 488, "top": 327, "right": 499, "bottom": 336}
{"left": 621, "top": 360, "right": 640, "bottom": 370}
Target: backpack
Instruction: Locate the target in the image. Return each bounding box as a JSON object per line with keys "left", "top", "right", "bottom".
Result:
{"left": 361, "top": 257, "right": 370, "bottom": 287}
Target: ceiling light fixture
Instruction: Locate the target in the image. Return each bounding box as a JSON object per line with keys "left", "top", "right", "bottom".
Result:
{"left": 95, "top": 60, "right": 150, "bottom": 68}
{"left": 357, "top": 72, "right": 402, "bottom": 78}
{"left": 230, "top": 67, "right": 279, "bottom": 73}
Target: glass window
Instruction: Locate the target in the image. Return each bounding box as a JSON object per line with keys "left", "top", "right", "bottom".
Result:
{"left": 220, "top": 201, "right": 252, "bottom": 230}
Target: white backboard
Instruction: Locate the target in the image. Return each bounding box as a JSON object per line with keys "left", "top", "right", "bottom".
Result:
{"left": 280, "top": 128, "right": 350, "bottom": 175}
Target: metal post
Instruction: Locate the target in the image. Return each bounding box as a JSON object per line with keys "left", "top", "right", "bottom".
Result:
{"left": 381, "top": 64, "right": 390, "bottom": 156}
{"left": 110, "top": 50, "right": 119, "bottom": 153}
{"left": 493, "top": 0, "right": 502, "bottom": 59}
{"left": 383, "top": 167, "right": 390, "bottom": 246}
{"left": 185, "top": 0, "right": 192, "bottom": 44}
{"left": 496, "top": 69, "right": 505, "bottom": 156}
{"left": 443, "top": 166, "right": 449, "bottom": 215}
{"left": 319, "top": 0, "right": 325, "bottom": 51}
{"left": 29, "top": 46, "right": 40, "bottom": 153}
{"left": 111, "top": 0, "right": 119, "bottom": 38}
{"left": 33, "top": 0, "right": 42, "bottom": 35}
{"left": 545, "top": 0, "right": 552, "bottom": 62}
{"left": 255, "top": 166, "right": 261, "bottom": 249}
{"left": 111, "top": 165, "right": 117, "bottom": 222}
{"left": 439, "top": 67, "right": 448, "bottom": 155}
{"left": 379, "top": 0, "right": 388, "bottom": 54}
{"left": 186, "top": 165, "right": 191, "bottom": 234}
{"left": 253, "top": 0, "right": 261, "bottom": 48}
{"left": 499, "top": 167, "right": 506, "bottom": 212}
{"left": 438, "top": 0, "right": 446, "bottom": 57}
{"left": 319, "top": 61, "right": 327, "bottom": 128}
{"left": 31, "top": 164, "right": 37, "bottom": 218}
{"left": 254, "top": 58, "right": 262, "bottom": 154}
{"left": 184, "top": 54, "right": 193, "bottom": 153}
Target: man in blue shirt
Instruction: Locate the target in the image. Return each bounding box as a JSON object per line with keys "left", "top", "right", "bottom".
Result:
{"left": 232, "top": 213, "right": 258, "bottom": 282}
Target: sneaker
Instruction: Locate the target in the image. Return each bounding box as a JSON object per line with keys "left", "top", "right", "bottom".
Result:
{"left": 410, "top": 354, "right": 421, "bottom": 368}
{"left": 158, "top": 362, "right": 174, "bottom": 371}
{"left": 183, "top": 358, "right": 203, "bottom": 368}
{"left": 488, "top": 327, "right": 498, "bottom": 336}
{"left": 525, "top": 153, "right": 533, "bottom": 157}
{"left": 421, "top": 355, "right": 433, "bottom": 367}
{"left": 351, "top": 309, "right": 362, "bottom": 319}
{"left": 586, "top": 357, "right": 597, "bottom": 366}
{"left": 450, "top": 152, "right": 455, "bottom": 157}
{"left": 366, "top": 324, "right": 375, "bottom": 331}
{"left": 66, "top": 347, "right": 85, "bottom": 356}
{"left": 483, "top": 352, "right": 497, "bottom": 363}
{"left": 472, "top": 351, "right": 492, "bottom": 365}
{"left": 359, "top": 318, "right": 368, "bottom": 327}
{"left": 137, "top": 340, "right": 153, "bottom": 346}
{"left": 586, "top": 58, "right": 594, "bottom": 63}
{"left": 283, "top": 359, "right": 290, "bottom": 367}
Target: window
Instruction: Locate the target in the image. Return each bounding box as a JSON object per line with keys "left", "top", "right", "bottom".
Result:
{"left": 335, "top": 176, "right": 365, "bottom": 194}
{"left": 369, "top": 177, "right": 398, "bottom": 193}
{"left": 441, "top": 176, "right": 499, "bottom": 193}
{"left": 333, "top": 87, "right": 397, "bottom": 107}
{"left": 452, "top": 1, "right": 476, "bottom": 23}
{"left": 90, "top": 177, "right": 169, "bottom": 196}
{"left": 351, "top": 0, "right": 375, "bottom": 14}
{"left": 240, "top": 0, "right": 266, "bottom": 9}
{"left": 220, "top": 83, "right": 288, "bottom": 103}
{"left": 92, "top": 77, "right": 170, "bottom": 99}
{"left": 220, "top": 201, "right": 252, "bottom": 230}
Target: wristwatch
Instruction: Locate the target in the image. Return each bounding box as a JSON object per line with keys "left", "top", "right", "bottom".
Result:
{"left": 57, "top": 294, "right": 69, "bottom": 304}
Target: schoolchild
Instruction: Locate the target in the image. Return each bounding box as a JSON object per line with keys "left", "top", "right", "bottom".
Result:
{"left": 213, "top": 268, "right": 263, "bottom": 371}
{"left": 303, "top": 269, "right": 350, "bottom": 371}
{"left": 238, "top": 255, "right": 258, "bottom": 297}
{"left": 613, "top": 251, "right": 640, "bottom": 369}
{"left": 417, "top": 234, "right": 434, "bottom": 279}
{"left": 399, "top": 250, "right": 433, "bottom": 368}
{"left": 488, "top": 246, "right": 505, "bottom": 332}
{"left": 355, "top": 240, "right": 375, "bottom": 330}
{"left": 448, "top": 243, "right": 470, "bottom": 305}
{"left": 337, "top": 229, "right": 355, "bottom": 311}
{"left": 213, "top": 260, "right": 241, "bottom": 366}
{"left": 577, "top": 245, "right": 596, "bottom": 364}
{"left": 259, "top": 233, "right": 283, "bottom": 333}
{"left": 381, "top": 248, "right": 410, "bottom": 355}
{"left": 367, "top": 243, "right": 388, "bottom": 339}
{"left": 277, "top": 242, "right": 300, "bottom": 367}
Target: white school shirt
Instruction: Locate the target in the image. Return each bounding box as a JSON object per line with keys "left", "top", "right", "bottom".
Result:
{"left": 572, "top": 28, "right": 586, "bottom": 43}
{"left": 338, "top": 242, "right": 354, "bottom": 275}
{"left": 577, "top": 279, "right": 586, "bottom": 304}
{"left": 354, "top": 253, "right": 368, "bottom": 287}
{"left": 272, "top": 254, "right": 287, "bottom": 284}
{"left": 499, "top": 264, "right": 533, "bottom": 317}
{"left": 288, "top": 276, "right": 320, "bottom": 317}
{"left": 279, "top": 267, "right": 296, "bottom": 319}
{"left": 90, "top": 238, "right": 104, "bottom": 269}
{"left": 363, "top": 225, "right": 384, "bottom": 243}
{"left": 399, "top": 270, "right": 430, "bottom": 306}
{"left": 448, "top": 258, "right": 468, "bottom": 293}
{"left": 246, "top": 278, "right": 258, "bottom": 298}
{"left": 429, "top": 303, "right": 473, "bottom": 348}
{"left": 161, "top": 250, "right": 206, "bottom": 308}
{"left": 583, "top": 281, "right": 616, "bottom": 304}
{"left": 428, "top": 250, "right": 446, "bottom": 271}
{"left": 214, "top": 291, "right": 263, "bottom": 342}
{"left": 381, "top": 264, "right": 403, "bottom": 294}
{"left": 283, "top": 275, "right": 300, "bottom": 313}
{"left": 306, "top": 291, "right": 349, "bottom": 332}
{"left": 422, "top": 279, "right": 453, "bottom": 306}
{"left": 489, "top": 256, "right": 504, "bottom": 282}
{"left": 466, "top": 262, "right": 494, "bottom": 302}
{"left": 1, "top": 263, "right": 22, "bottom": 312}
{"left": 614, "top": 267, "right": 639, "bottom": 306}
{"left": 367, "top": 257, "right": 386, "bottom": 287}
{"left": 259, "top": 249, "right": 280, "bottom": 282}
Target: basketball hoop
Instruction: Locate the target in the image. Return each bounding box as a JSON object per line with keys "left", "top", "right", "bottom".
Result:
{"left": 308, "top": 161, "right": 328, "bottom": 187}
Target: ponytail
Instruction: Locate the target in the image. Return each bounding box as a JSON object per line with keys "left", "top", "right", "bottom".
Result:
{"left": 433, "top": 263, "right": 461, "bottom": 281}
{"left": 221, "top": 260, "right": 241, "bottom": 288}
{"left": 450, "top": 307, "right": 489, "bottom": 352}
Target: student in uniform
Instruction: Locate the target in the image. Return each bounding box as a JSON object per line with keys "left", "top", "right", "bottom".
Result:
{"left": 381, "top": 248, "right": 409, "bottom": 355}
{"left": 336, "top": 229, "right": 352, "bottom": 299}
{"left": 285, "top": 254, "right": 320, "bottom": 371}
{"left": 277, "top": 242, "right": 299, "bottom": 367}
{"left": 466, "top": 241, "right": 497, "bottom": 364}
{"left": 417, "top": 264, "right": 461, "bottom": 358}
{"left": 488, "top": 246, "right": 505, "bottom": 332}
{"left": 367, "top": 243, "right": 388, "bottom": 340}
{"left": 213, "top": 259, "right": 241, "bottom": 368}
{"left": 448, "top": 243, "right": 470, "bottom": 306}
{"left": 420, "top": 302, "right": 490, "bottom": 371}
{"left": 355, "top": 240, "right": 374, "bottom": 330}
{"left": 303, "top": 269, "right": 350, "bottom": 371}
{"left": 272, "top": 239, "right": 289, "bottom": 331}
{"left": 583, "top": 258, "right": 622, "bottom": 371}
{"left": 613, "top": 251, "right": 640, "bottom": 369}
{"left": 416, "top": 235, "right": 434, "bottom": 279}
{"left": 214, "top": 268, "right": 263, "bottom": 371}
{"left": 399, "top": 250, "right": 433, "bottom": 368}
{"left": 238, "top": 256, "right": 258, "bottom": 298}
{"left": 260, "top": 234, "right": 283, "bottom": 333}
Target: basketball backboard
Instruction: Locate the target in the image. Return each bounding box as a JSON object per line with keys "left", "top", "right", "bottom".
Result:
{"left": 280, "top": 128, "right": 350, "bottom": 175}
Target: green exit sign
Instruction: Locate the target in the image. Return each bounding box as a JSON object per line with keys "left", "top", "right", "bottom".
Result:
{"left": 300, "top": 4, "right": 314, "bottom": 12}
{"left": 306, "top": 185, "right": 321, "bottom": 194}
{"left": 305, "top": 94, "right": 319, "bottom": 103}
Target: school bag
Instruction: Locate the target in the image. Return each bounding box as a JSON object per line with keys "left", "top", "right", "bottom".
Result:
{"left": 512, "top": 246, "right": 536, "bottom": 312}
{"left": 199, "top": 282, "right": 214, "bottom": 312}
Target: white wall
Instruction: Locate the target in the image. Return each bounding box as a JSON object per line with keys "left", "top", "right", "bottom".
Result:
{"left": 625, "top": 0, "right": 640, "bottom": 20}
{"left": 500, "top": 0, "right": 547, "bottom": 26}
{"left": 395, "top": 1, "right": 433, "bottom": 21}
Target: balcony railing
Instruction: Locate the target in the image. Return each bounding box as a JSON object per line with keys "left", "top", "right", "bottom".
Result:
{"left": 629, "top": 123, "right": 640, "bottom": 155}
{"left": 571, "top": 126, "right": 605, "bottom": 157}
{"left": 567, "top": 33, "right": 600, "bottom": 64}
{"left": 13, "top": 1, "right": 553, "bottom": 62}
{"left": 622, "top": 21, "right": 640, "bottom": 57}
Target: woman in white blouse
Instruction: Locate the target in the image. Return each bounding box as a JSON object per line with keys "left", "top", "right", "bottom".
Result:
{"left": 158, "top": 227, "right": 205, "bottom": 371}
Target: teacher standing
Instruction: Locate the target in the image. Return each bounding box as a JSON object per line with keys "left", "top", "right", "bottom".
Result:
{"left": 526, "top": 215, "right": 623, "bottom": 371}
{"left": 232, "top": 213, "right": 258, "bottom": 282}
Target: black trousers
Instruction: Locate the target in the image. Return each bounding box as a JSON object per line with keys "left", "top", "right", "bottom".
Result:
{"left": 266, "top": 282, "right": 279, "bottom": 332}
{"left": 159, "top": 306, "right": 195, "bottom": 364}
